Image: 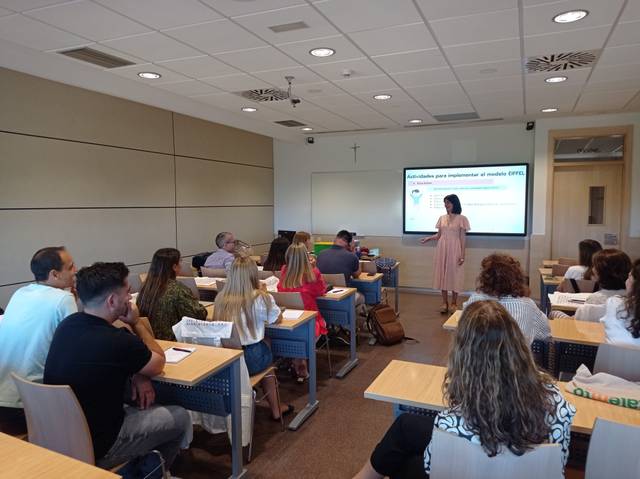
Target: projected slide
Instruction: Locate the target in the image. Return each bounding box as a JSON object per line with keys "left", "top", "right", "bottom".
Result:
{"left": 404, "top": 164, "right": 528, "bottom": 236}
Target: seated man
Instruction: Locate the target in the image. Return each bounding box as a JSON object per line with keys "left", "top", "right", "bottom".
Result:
{"left": 0, "top": 246, "right": 78, "bottom": 434}
{"left": 317, "top": 230, "right": 365, "bottom": 308}
{"left": 44, "top": 262, "right": 191, "bottom": 470}
{"left": 204, "top": 231, "right": 236, "bottom": 270}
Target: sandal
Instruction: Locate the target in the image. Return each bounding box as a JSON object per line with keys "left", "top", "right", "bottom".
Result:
{"left": 271, "top": 404, "right": 294, "bottom": 421}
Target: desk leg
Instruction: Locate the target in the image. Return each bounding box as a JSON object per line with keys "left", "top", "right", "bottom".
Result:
{"left": 288, "top": 318, "right": 319, "bottom": 430}
{"left": 336, "top": 295, "right": 358, "bottom": 379}
{"left": 394, "top": 267, "right": 400, "bottom": 316}
{"left": 229, "top": 359, "right": 246, "bottom": 479}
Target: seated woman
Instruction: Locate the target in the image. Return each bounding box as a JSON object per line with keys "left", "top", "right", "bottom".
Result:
{"left": 601, "top": 259, "right": 640, "bottom": 347}
{"left": 214, "top": 255, "right": 292, "bottom": 420}
{"left": 277, "top": 243, "right": 327, "bottom": 382}
{"left": 464, "top": 253, "right": 550, "bottom": 345}
{"left": 293, "top": 230, "right": 316, "bottom": 266}
{"left": 262, "top": 236, "right": 290, "bottom": 274}
{"left": 563, "top": 249, "right": 632, "bottom": 322}
{"left": 557, "top": 239, "right": 602, "bottom": 292}
{"left": 354, "top": 300, "right": 575, "bottom": 479}
{"left": 137, "top": 248, "right": 207, "bottom": 340}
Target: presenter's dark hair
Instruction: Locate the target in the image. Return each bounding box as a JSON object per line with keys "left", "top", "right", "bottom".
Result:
{"left": 336, "top": 230, "right": 353, "bottom": 244}
{"left": 444, "top": 194, "right": 462, "bottom": 214}
{"left": 592, "top": 249, "right": 631, "bottom": 290}
{"left": 30, "top": 246, "right": 66, "bottom": 281}
{"left": 76, "top": 262, "right": 129, "bottom": 305}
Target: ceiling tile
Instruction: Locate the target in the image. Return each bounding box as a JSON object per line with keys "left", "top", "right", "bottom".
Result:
{"left": 157, "top": 55, "right": 240, "bottom": 78}
{"left": 320, "top": 101, "right": 381, "bottom": 117}
{"left": 233, "top": 4, "right": 338, "bottom": 44}
{"left": 621, "top": 0, "right": 640, "bottom": 20}
{"left": 349, "top": 22, "right": 437, "bottom": 56}
{"left": 454, "top": 59, "right": 522, "bottom": 80}
{"left": 575, "top": 89, "right": 639, "bottom": 112}
{"left": 391, "top": 67, "right": 457, "bottom": 88}
{"left": 415, "top": 0, "right": 516, "bottom": 21}
{"left": 407, "top": 82, "right": 468, "bottom": 105}
{"left": 0, "top": 0, "right": 70, "bottom": 11}
{"left": 93, "top": 0, "right": 221, "bottom": 30}
{"left": 584, "top": 78, "right": 640, "bottom": 92}
{"left": 308, "top": 57, "right": 383, "bottom": 81}
{"left": 102, "top": 32, "right": 201, "bottom": 62}
{"left": 609, "top": 20, "right": 640, "bottom": 46}
{"left": 426, "top": 102, "right": 475, "bottom": 115}
{"left": 523, "top": 0, "right": 624, "bottom": 36}
{"left": 278, "top": 35, "right": 362, "bottom": 65}
{"left": 354, "top": 89, "right": 413, "bottom": 105}
{"left": 626, "top": 92, "right": 640, "bottom": 110}
{"left": 215, "top": 46, "right": 299, "bottom": 72}
{"left": 297, "top": 81, "right": 347, "bottom": 97}
{"left": 590, "top": 63, "right": 640, "bottom": 83}
{"left": 445, "top": 38, "right": 521, "bottom": 66}
{"left": 430, "top": 9, "right": 519, "bottom": 46}
{"left": 372, "top": 49, "right": 447, "bottom": 73}
{"left": 526, "top": 84, "right": 580, "bottom": 112}
{"left": 598, "top": 44, "right": 640, "bottom": 67}
{"left": 303, "top": 93, "right": 368, "bottom": 108}
{"left": 200, "top": 0, "right": 305, "bottom": 17}
{"left": 473, "top": 95, "right": 524, "bottom": 117}
{"left": 109, "top": 63, "right": 191, "bottom": 84}
{"left": 313, "top": 0, "right": 422, "bottom": 33}
{"left": 251, "top": 66, "right": 324, "bottom": 86}
{"left": 0, "top": 7, "right": 12, "bottom": 16}
{"left": 25, "top": 0, "right": 150, "bottom": 42}
{"left": 192, "top": 91, "right": 260, "bottom": 110}
{"left": 525, "top": 68, "right": 590, "bottom": 89}
{"left": 155, "top": 80, "right": 222, "bottom": 96}
{"left": 333, "top": 74, "right": 398, "bottom": 93}
{"left": 348, "top": 114, "right": 400, "bottom": 129}
{"left": 524, "top": 26, "right": 610, "bottom": 57}
{"left": 164, "top": 19, "right": 266, "bottom": 55}
{"left": 462, "top": 74, "right": 522, "bottom": 93}
{"left": 0, "top": 13, "right": 88, "bottom": 51}
{"left": 201, "top": 73, "right": 274, "bottom": 91}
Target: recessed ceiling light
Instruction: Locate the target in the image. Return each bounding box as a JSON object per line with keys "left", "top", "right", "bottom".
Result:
{"left": 545, "top": 76, "right": 567, "bottom": 83}
{"left": 408, "top": 119, "right": 423, "bottom": 124}
{"left": 301, "top": 127, "right": 313, "bottom": 131}
{"left": 309, "top": 47, "right": 335, "bottom": 58}
{"left": 241, "top": 107, "right": 257, "bottom": 112}
{"left": 373, "top": 94, "right": 392, "bottom": 100}
{"left": 138, "top": 72, "right": 161, "bottom": 79}
{"left": 541, "top": 107, "right": 558, "bottom": 113}
{"left": 553, "top": 10, "right": 588, "bottom": 23}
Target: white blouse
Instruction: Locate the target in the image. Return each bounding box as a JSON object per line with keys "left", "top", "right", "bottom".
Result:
{"left": 236, "top": 293, "right": 280, "bottom": 346}
{"left": 601, "top": 296, "right": 640, "bottom": 347}
{"left": 574, "top": 289, "right": 627, "bottom": 322}
{"left": 564, "top": 265, "right": 587, "bottom": 280}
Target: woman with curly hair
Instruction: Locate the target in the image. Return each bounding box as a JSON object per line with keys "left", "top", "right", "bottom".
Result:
{"left": 463, "top": 253, "right": 550, "bottom": 345}
{"left": 600, "top": 258, "right": 640, "bottom": 347}
{"left": 353, "top": 300, "right": 575, "bottom": 479}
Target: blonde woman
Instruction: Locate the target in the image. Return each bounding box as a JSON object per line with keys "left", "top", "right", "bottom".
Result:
{"left": 278, "top": 243, "right": 327, "bottom": 382}
{"left": 214, "top": 256, "right": 293, "bottom": 420}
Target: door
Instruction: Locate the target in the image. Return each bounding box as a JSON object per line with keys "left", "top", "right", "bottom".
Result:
{"left": 551, "top": 162, "right": 623, "bottom": 259}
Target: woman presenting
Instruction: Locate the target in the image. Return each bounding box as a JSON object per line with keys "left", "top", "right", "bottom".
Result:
{"left": 420, "top": 194, "right": 470, "bottom": 313}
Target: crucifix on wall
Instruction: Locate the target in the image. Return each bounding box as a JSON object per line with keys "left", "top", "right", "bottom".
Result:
{"left": 349, "top": 142, "right": 360, "bottom": 164}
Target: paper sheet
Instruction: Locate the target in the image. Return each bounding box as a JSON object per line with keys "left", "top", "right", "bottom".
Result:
{"left": 282, "top": 309, "right": 305, "bottom": 320}
{"left": 260, "top": 275, "right": 280, "bottom": 292}
{"left": 194, "top": 277, "right": 217, "bottom": 287}
{"left": 548, "top": 292, "right": 592, "bottom": 305}
{"left": 328, "top": 288, "right": 345, "bottom": 295}
{"left": 164, "top": 346, "right": 195, "bottom": 364}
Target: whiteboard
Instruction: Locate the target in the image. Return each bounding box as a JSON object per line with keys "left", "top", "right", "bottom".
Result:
{"left": 311, "top": 170, "right": 403, "bottom": 237}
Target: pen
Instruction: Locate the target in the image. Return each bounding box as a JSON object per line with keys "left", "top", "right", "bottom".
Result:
{"left": 172, "top": 347, "right": 193, "bottom": 353}
{"left": 332, "top": 289, "right": 344, "bottom": 293}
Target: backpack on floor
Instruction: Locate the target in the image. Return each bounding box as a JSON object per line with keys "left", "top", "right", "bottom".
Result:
{"left": 366, "top": 303, "right": 405, "bottom": 346}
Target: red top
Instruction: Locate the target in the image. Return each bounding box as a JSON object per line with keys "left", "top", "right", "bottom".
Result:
{"left": 277, "top": 266, "right": 328, "bottom": 337}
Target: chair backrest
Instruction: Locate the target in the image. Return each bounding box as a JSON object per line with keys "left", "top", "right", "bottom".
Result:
{"left": 273, "top": 270, "right": 282, "bottom": 279}
{"left": 430, "top": 428, "right": 563, "bottom": 479}
{"left": 361, "top": 261, "right": 377, "bottom": 274}
{"left": 270, "top": 292, "right": 305, "bottom": 309}
{"left": 258, "top": 270, "right": 277, "bottom": 280}
{"left": 139, "top": 272, "right": 148, "bottom": 284}
{"left": 558, "top": 257, "right": 578, "bottom": 266}
{"left": 215, "top": 280, "right": 227, "bottom": 291}
{"left": 175, "top": 318, "right": 242, "bottom": 350}
{"left": 128, "top": 273, "right": 143, "bottom": 293}
{"left": 594, "top": 343, "right": 640, "bottom": 381}
{"left": 178, "top": 261, "right": 194, "bottom": 277}
{"left": 11, "top": 374, "right": 95, "bottom": 465}
{"left": 551, "top": 263, "right": 570, "bottom": 277}
{"left": 201, "top": 267, "right": 227, "bottom": 278}
{"left": 322, "top": 273, "right": 346, "bottom": 287}
{"left": 559, "top": 278, "right": 598, "bottom": 293}
{"left": 585, "top": 418, "right": 640, "bottom": 479}
{"left": 176, "top": 276, "right": 200, "bottom": 299}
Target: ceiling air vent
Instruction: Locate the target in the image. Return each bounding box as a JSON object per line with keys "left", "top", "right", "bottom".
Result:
{"left": 274, "top": 120, "right": 307, "bottom": 127}
{"left": 269, "top": 21, "right": 309, "bottom": 33}
{"left": 235, "top": 88, "right": 289, "bottom": 102}
{"left": 59, "top": 47, "right": 134, "bottom": 68}
{"left": 525, "top": 50, "right": 599, "bottom": 73}
{"left": 433, "top": 112, "right": 479, "bottom": 122}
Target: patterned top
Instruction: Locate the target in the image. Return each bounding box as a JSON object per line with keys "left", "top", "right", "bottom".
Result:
{"left": 140, "top": 280, "right": 207, "bottom": 340}
{"left": 424, "top": 384, "right": 576, "bottom": 474}
{"left": 464, "top": 293, "right": 551, "bottom": 345}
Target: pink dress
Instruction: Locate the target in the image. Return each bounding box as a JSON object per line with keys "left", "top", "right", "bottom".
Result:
{"left": 433, "top": 214, "right": 470, "bottom": 292}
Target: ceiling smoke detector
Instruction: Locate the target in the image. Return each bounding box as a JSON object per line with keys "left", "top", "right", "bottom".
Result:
{"left": 526, "top": 50, "right": 599, "bottom": 73}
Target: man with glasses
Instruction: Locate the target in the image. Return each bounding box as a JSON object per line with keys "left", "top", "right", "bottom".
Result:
{"left": 204, "top": 231, "right": 236, "bottom": 270}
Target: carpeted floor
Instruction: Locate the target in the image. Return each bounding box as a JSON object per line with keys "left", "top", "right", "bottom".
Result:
{"left": 173, "top": 292, "right": 585, "bottom": 479}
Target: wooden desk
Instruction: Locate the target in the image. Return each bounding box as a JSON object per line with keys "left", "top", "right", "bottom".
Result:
{"left": 317, "top": 288, "right": 359, "bottom": 378}
{"left": 360, "top": 261, "right": 401, "bottom": 314}
{"left": 549, "top": 318, "right": 604, "bottom": 347}
{"left": 543, "top": 259, "right": 559, "bottom": 267}
{"left": 350, "top": 273, "right": 383, "bottom": 305}
{"left": 364, "top": 360, "right": 640, "bottom": 435}
{"left": 352, "top": 272, "right": 383, "bottom": 282}
{"left": 152, "top": 340, "right": 246, "bottom": 478}
{"left": 443, "top": 310, "right": 461, "bottom": 331}
{"left": 539, "top": 268, "right": 563, "bottom": 314}
{"left": 0, "top": 432, "right": 118, "bottom": 478}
